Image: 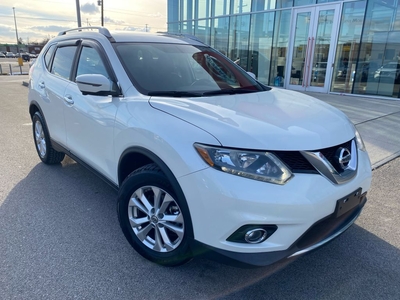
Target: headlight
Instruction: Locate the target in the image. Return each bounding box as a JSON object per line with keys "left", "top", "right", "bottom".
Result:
{"left": 355, "top": 128, "right": 367, "bottom": 152}
{"left": 194, "top": 144, "right": 293, "bottom": 185}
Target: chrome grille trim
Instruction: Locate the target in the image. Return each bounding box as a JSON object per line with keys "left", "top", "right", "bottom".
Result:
{"left": 300, "top": 140, "right": 358, "bottom": 185}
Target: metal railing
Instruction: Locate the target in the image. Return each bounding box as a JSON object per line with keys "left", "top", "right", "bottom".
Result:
{"left": 0, "top": 62, "right": 30, "bottom": 75}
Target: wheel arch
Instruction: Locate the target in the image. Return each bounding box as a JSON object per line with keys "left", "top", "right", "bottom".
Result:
{"left": 118, "top": 146, "right": 183, "bottom": 193}
{"left": 118, "top": 146, "right": 194, "bottom": 237}
{"left": 29, "top": 100, "right": 44, "bottom": 119}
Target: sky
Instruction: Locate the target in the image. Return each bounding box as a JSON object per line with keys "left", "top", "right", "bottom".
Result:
{"left": 0, "top": 0, "right": 167, "bottom": 44}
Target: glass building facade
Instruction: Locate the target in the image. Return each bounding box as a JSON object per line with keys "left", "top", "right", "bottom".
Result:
{"left": 167, "top": 0, "right": 400, "bottom": 99}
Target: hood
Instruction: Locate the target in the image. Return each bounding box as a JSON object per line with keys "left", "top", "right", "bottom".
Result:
{"left": 149, "top": 89, "right": 355, "bottom": 151}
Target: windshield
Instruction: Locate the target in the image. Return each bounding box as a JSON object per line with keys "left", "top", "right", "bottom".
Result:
{"left": 114, "top": 43, "right": 267, "bottom": 96}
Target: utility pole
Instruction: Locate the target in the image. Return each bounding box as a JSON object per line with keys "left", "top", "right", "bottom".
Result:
{"left": 98, "top": 1, "right": 104, "bottom": 26}
{"left": 76, "top": 0, "right": 82, "bottom": 27}
{"left": 12, "top": 7, "right": 20, "bottom": 55}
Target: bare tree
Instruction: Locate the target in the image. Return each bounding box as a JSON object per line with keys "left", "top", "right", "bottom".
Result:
{"left": 39, "top": 38, "right": 50, "bottom": 46}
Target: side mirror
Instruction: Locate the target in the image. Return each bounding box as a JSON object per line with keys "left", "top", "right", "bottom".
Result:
{"left": 76, "top": 74, "right": 119, "bottom": 96}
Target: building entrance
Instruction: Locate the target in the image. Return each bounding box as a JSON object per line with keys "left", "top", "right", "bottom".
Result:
{"left": 286, "top": 4, "right": 341, "bottom": 93}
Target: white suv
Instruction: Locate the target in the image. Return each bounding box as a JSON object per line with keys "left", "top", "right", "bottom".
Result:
{"left": 28, "top": 27, "right": 372, "bottom": 267}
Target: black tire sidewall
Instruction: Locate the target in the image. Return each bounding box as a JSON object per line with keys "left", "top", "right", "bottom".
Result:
{"left": 118, "top": 167, "right": 193, "bottom": 266}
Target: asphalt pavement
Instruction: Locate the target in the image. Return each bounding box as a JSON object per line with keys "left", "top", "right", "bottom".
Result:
{"left": 0, "top": 75, "right": 399, "bottom": 299}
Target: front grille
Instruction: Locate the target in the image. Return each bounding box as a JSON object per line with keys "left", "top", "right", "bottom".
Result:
{"left": 272, "top": 139, "right": 354, "bottom": 174}
{"left": 273, "top": 151, "right": 317, "bottom": 173}
{"left": 319, "top": 139, "right": 353, "bottom": 174}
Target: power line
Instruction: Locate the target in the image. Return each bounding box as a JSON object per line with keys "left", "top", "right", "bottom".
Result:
{"left": 105, "top": 8, "right": 165, "bottom": 18}
{"left": 0, "top": 14, "right": 76, "bottom": 22}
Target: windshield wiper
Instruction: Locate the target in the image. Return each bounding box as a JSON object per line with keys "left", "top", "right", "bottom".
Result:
{"left": 201, "top": 88, "right": 260, "bottom": 96}
{"left": 148, "top": 91, "right": 203, "bottom": 97}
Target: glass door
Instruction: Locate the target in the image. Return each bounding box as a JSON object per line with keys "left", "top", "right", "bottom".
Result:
{"left": 286, "top": 4, "right": 341, "bottom": 93}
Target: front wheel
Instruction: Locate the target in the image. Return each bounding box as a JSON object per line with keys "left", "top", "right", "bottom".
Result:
{"left": 117, "top": 164, "right": 193, "bottom": 266}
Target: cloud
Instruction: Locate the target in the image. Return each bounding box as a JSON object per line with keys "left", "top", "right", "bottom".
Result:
{"left": 81, "top": 2, "right": 99, "bottom": 15}
{"left": 104, "top": 16, "right": 124, "bottom": 25}
{"left": 121, "top": 26, "right": 148, "bottom": 32}
{"left": 29, "top": 25, "right": 69, "bottom": 33}
{"left": 147, "top": 12, "right": 163, "bottom": 18}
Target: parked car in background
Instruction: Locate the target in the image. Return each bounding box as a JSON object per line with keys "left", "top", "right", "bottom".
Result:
{"left": 374, "top": 62, "right": 400, "bottom": 83}
{"left": 21, "top": 53, "right": 30, "bottom": 62}
{"left": 28, "top": 27, "right": 372, "bottom": 268}
{"left": 6, "top": 52, "right": 15, "bottom": 58}
{"left": 0, "top": 53, "right": 5, "bottom": 58}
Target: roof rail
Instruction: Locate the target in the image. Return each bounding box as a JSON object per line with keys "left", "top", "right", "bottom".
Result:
{"left": 58, "top": 27, "right": 115, "bottom": 42}
{"left": 156, "top": 32, "right": 207, "bottom": 45}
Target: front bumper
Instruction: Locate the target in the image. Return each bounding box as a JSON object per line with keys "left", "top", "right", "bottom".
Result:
{"left": 178, "top": 150, "right": 371, "bottom": 267}
{"left": 197, "top": 194, "right": 366, "bottom": 267}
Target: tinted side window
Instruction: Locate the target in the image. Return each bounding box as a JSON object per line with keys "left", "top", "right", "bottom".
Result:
{"left": 76, "top": 46, "right": 109, "bottom": 78}
{"left": 44, "top": 44, "right": 56, "bottom": 70}
{"left": 51, "top": 46, "right": 77, "bottom": 80}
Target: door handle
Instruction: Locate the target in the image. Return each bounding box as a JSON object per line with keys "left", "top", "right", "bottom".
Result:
{"left": 63, "top": 95, "right": 74, "bottom": 105}
{"left": 38, "top": 81, "right": 45, "bottom": 89}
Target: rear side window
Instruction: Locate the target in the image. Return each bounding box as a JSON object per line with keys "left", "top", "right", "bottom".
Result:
{"left": 51, "top": 46, "right": 77, "bottom": 80}
{"left": 44, "top": 44, "right": 56, "bottom": 71}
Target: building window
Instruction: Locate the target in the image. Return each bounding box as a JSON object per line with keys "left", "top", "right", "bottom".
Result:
{"left": 276, "top": 0, "right": 293, "bottom": 8}
{"left": 214, "top": 0, "right": 231, "bottom": 17}
{"left": 195, "top": 19, "right": 211, "bottom": 44}
{"left": 211, "top": 17, "right": 230, "bottom": 55}
{"left": 168, "top": 0, "right": 180, "bottom": 22}
{"left": 331, "top": 1, "right": 366, "bottom": 94}
{"left": 294, "top": 0, "right": 315, "bottom": 6}
{"left": 228, "top": 15, "right": 251, "bottom": 63}
{"left": 183, "top": 0, "right": 195, "bottom": 20}
{"left": 352, "top": 1, "right": 400, "bottom": 98}
{"left": 252, "top": 0, "right": 276, "bottom": 11}
{"left": 198, "top": 0, "right": 211, "bottom": 19}
{"left": 269, "top": 9, "right": 291, "bottom": 86}
{"left": 182, "top": 21, "right": 195, "bottom": 34}
{"left": 232, "top": 0, "right": 252, "bottom": 14}
{"left": 168, "top": 22, "right": 180, "bottom": 32}
{"left": 248, "top": 12, "right": 275, "bottom": 84}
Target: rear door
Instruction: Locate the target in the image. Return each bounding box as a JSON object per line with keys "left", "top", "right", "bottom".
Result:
{"left": 38, "top": 41, "right": 79, "bottom": 147}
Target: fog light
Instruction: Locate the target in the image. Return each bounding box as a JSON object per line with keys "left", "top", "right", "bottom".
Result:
{"left": 227, "top": 224, "right": 277, "bottom": 243}
{"left": 245, "top": 229, "right": 268, "bottom": 244}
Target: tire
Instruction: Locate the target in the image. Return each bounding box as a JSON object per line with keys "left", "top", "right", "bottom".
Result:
{"left": 32, "top": 111, "right": 65, "bottom": 164}
{"left": 118, "top": 163, "right": 193, "bottom": 266}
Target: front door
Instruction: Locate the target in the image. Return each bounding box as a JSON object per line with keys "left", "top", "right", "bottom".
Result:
{"left": 286, "top": 4, "right": 341, "bottom": 93}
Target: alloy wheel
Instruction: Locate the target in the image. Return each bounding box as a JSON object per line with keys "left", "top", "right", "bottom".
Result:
{"left": 34, "top": 120, "right": 46, "bottom": 158}
{"left": 128, "top": 185, "right": 184, "bottom": 252}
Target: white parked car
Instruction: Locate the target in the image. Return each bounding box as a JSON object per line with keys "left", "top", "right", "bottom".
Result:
{"left": 28, "top": 27, "right": 372, "bottom": 267}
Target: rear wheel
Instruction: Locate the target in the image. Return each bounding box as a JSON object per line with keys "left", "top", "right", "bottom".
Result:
{"left": 118, "top": 163, "right": 193, "bottom": 266}
{"left": 32, "top": 111, "right": 65, "bottom": 164}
